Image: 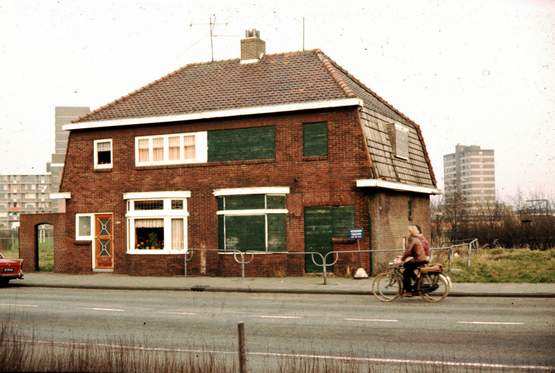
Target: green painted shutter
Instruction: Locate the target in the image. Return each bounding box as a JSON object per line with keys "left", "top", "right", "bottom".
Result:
{"left": 266, "top": 195, "right": 286, "bottom": 209}
{"left": 224, "top": 215, "right": 266, "bottom": 251}
{"left": 303, "top": 122, "right": 328, "bottom": 157}
{"left": 208, "top": 126, "right": 275, "bottom": 161}
{"left": 332, "top": 206, "right": 355, "bottom": 237}
{"left": 267, "top": 214, "right": 287, "bottom": 252}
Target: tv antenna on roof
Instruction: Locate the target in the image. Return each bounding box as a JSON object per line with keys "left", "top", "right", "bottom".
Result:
{"left": 189, "top": 14, "right": 231, "bottom": 62}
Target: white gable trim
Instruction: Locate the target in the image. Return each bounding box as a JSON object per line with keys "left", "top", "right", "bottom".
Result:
{"left": 356, "top": 179, "right": 440, "bottom": 195}
{"left": 50, "top": 192, "right": 71, "bottom": 199}
{"left": 123, "top": 191, "right": 191, "bottom": 200}
{"left": 63, "top": 98, "right": 363, "bottom": 131}
{"left": 213, "top": 187, "right": 290, "bottom": 196}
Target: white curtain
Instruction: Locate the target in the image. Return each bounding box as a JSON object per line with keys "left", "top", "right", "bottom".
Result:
{"left": 153, "top": 137, "right": 164, "bottom": 161}
{"left": 97, "top": 141, "right": 111, "bottom": 152}
{"left": 172, "top": 219, "right": 184, "bottom": 249}
{"left": 169, "top": 136, "right": 180, "bottom": 160}
{"left": 183, "top": 135, "right": 195, "bottom": 160}
{"left": 138, "top": 139, "right": 149, "bottom": 162}
{"left": 135, "top": 219, "right": 164, "bottom": 228}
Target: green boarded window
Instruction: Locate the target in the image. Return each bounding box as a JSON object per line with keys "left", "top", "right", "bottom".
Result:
{"left": 208, "top": 126, "right": 275, "bottom": 162}
{"left": 224, "top": 215, "right": 266, "bottom": 251}
{"left": 224, "top": 195, "right": 265, "bottom": 210}
{"left": 267, "top": 214, "right": 287, "bottom": 252}
{"left": 217, "top": 194, "right": 287, "bottom": 252}
{"left": 303, "top": 122, "right": 328, "bottom": 157}
{"left": 266, "top": 195, "right": 286, "bottom": 209}
{"left": 332, "top": 206, "right": 355, "bottom": 237}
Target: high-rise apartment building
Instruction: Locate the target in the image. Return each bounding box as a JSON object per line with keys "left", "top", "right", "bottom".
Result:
{"left": 47, "top": 106, "right": 90, "bottom": 212}
{"left": 0, "top": 174, "right": 52, "bottom": 229}
{"left": 0, "top": 106, "right": 90, "bottom": 228}
{"left": 443, "top": 144, "right": 495, "bottom": 212}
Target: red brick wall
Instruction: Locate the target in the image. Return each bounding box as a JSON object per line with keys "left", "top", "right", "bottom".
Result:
{"left": 19, "top": 213, "right": 65, "bottom": 272}
{"left": 56, "top": 107, "right": 430, "bottom": 276}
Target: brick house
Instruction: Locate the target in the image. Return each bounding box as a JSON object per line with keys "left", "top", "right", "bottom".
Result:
{"left": 19, "top": 30, "right": 438, "bottom": 276}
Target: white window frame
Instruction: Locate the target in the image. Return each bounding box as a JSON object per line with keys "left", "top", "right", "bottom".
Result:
{"left": 134, "top": 132, "right": 207, "bottom": 167}
{"left": 217, "top": 192, "right": 288, "bottom": 253}
{"left": 124, "top": 192, "right": 190, "bottom": 254}
{"left": 75, "top": 213, "right": 94, "bottom": 241}
{"left": 93, "top": 139, "right": 113, "bottom": 169}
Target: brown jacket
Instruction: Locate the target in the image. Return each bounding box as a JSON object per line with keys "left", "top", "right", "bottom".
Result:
{"left": 401, "top": 236, "right": 428, "bottom": 262}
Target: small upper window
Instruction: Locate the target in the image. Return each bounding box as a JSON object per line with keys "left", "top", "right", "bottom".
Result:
{"left": 303, "top": 122, "right": 328, "bottom": 157}
{"left": 389, "top": 123, "right": 409, "bottom": 160}
{"left": 94, "top": 139, "right": 113, "bottom": 169}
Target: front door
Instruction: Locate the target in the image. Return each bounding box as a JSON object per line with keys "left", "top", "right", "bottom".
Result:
{"left": 94, "top": 213, "right": 113, "bottom": 271}
{"left": 304, "top": 207, "right": 334, "bottom": 273}
{"left": 304, "top": 206, "right": 355, "bottom": 273}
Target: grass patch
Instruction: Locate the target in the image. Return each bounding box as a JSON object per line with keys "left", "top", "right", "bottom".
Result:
{"left": 449, "top": 248, "right": 555, "bottom": 283}
{"left": 38, "top": 239, "right": 54, "bottom": 272}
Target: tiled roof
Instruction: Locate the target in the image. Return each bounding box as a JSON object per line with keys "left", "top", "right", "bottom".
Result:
{"left": 73, "top": 48, "right": 436, "bottom": 187}
{"left": 75, "top": 50, "right": 349, "bottom": 123}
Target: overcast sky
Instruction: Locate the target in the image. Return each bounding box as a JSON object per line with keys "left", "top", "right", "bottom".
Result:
{"left": 0, "top": 0, "right": 553, "bottom": 201}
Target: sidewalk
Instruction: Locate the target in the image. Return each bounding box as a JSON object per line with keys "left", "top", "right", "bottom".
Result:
{"left": 8, "top": 272, "right": 555, "bottom": 298}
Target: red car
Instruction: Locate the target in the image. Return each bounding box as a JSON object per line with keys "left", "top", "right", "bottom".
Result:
{"left": 0, "top": 252, "right": 24, "bottom": 286}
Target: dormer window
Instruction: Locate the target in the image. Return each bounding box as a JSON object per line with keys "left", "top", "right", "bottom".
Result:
{"left": 94, "top": 139, "right": 113, "bottom": 169}
{"left": 389, "top": 123, "right": 409, "bottom": 160}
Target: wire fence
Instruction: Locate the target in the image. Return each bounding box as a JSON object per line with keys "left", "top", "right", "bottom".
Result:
{"left": 2, "top": 232, "right": 478, "bottom": 284}
{"left": 184, "top": 239, "right": 478, "bottom": 284}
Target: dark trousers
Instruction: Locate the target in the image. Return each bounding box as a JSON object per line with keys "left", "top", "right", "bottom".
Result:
{"left": 403, "top": 260, "right": 428, "bottom": 292}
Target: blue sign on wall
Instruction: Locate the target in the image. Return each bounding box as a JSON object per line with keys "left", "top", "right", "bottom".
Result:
{"left": 350, "top": 229, "right": 363, "bottom": 240}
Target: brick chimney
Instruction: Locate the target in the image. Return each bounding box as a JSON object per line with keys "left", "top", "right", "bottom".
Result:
{"left": 240, "top": 29, "right": 265, "bottom": 63}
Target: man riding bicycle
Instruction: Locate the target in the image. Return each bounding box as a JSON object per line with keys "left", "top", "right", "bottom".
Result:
{"left": 400, "top": 225, "right": 429, "bottom": 296}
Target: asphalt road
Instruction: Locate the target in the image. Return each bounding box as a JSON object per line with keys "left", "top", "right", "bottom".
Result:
{"left": 1, "top": 287, "right": 553, "bottom": 372}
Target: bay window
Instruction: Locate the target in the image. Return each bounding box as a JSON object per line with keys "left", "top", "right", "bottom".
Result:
{"left": 124, "top": 192, "right": 190, "bottom": 254}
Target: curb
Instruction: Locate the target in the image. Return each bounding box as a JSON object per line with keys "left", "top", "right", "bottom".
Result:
{"left": 10, "top": 283, "right": 555, "bottom": 298}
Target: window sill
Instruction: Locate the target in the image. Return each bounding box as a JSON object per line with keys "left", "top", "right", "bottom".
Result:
{"left": 135, "top": 158, "right": 275, "bottom": 171}
{"left": 126, "top": 250, "right": 186, "bottom": 255}
{"left": 74, "top": 240, "right": 92, "bottom": 246}
{"left": 93, "top": 168, "right": 112, "bottom": 173}
{"left": 302, "top": 155, "right": 327, "bottom": 161}
{"left": 218, "top": 251, "right": 287, "bottom": 255}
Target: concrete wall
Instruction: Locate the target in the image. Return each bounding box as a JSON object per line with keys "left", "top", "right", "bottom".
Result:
{"left": 368, "top": 191, "right": 430, "bottom": 273}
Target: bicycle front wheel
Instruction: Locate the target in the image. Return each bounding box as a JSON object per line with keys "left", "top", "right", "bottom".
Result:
{"left": 372, "top": 272, "right": 402, "bottom": 302}
{"left": 419, "top": 273, "right": 449, "bottom": 303}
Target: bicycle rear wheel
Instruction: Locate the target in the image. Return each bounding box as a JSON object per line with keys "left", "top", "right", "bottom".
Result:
{"left": 372, "top": 272, "right": 402, "bottom": 302}
{"left": 419, "top": 273, "right": 449, "bottom": 303}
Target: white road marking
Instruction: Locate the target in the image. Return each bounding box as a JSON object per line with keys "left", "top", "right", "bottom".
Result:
{"left": 457, "top": 321, "right": 524, "bottom": 325}
{"left": 9, "top": 339, "right": 553, "bottom": 371}
{"left": 156, "top": 311, "right": 197, "bottom": 316}
{"left": 258, "top": 315, "right": 301, "bottom": 319}
{"left": 87, "top": 307, "right": 125, "bottom": 312}
{"left": 0, "top": 303, "right": 38, "bottom": 308}
{"left": 345, "top": 318, "right": 398, "bottom": 323}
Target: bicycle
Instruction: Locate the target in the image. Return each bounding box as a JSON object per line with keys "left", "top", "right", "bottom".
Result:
{"left": 372, "top": 259, "right": 452, "bottom": 303}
